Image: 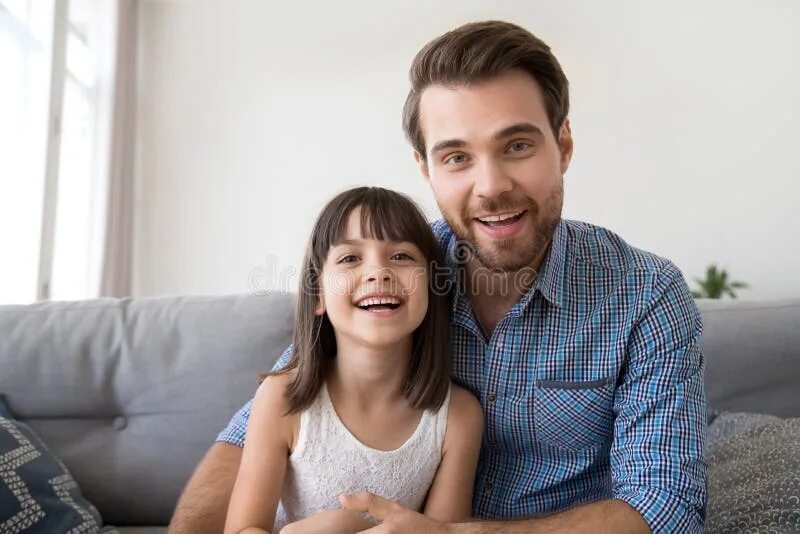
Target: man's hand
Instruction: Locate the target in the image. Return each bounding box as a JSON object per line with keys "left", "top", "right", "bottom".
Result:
{"left": 279, "top": 508, "right": 375, "bottom": 534}
{"left": 339, "top": 492, "right": 452, "bottom": 533}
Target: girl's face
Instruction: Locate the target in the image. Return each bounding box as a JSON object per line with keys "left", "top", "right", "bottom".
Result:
{"left": 317, "top": 207, "right": 430, "bottom": 351}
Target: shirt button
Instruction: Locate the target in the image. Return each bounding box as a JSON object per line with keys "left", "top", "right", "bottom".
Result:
{"left": 484, "top": 479, "right": 494, "bottom": 494}
{"left": 487, "top": 394, "right": 497, "bottom": 403}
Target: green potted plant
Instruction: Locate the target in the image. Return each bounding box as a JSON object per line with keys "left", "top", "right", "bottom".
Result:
{"left": 692, "top": 264, "right": 748, "bottom": 299}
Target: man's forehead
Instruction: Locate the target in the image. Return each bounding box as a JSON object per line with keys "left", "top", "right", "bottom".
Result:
{"left": 418, "top": 70, "right": 550, "bottom": 144}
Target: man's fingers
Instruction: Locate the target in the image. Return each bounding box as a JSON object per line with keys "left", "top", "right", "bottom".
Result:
{"left": 354, "top": 524, "right": 385, "bottom": 534}
{"left": 338, "top": 492, "right": 400, "bottom": 522}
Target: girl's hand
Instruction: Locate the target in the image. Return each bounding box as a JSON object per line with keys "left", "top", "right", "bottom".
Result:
{"left": 279, "top": 508, "right": 376, "bottom": 534}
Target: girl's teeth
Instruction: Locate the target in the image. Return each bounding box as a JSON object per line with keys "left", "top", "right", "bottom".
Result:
{"left": 357, "top": 297, "right": 400, "bottom": 307}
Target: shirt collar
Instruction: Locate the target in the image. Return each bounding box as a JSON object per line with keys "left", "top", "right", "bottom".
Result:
{"left": 444, "top": 218, "right": 568, "bottom": 317}
{"left": 527, "top": 218, "right": 568, "bottom": 309}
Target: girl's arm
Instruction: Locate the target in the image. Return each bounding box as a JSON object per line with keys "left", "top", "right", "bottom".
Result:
{"left": 224, "top": 374, "right": 298, "bottom": 534}
{"left": 423, "top": 384, "right": 484, "bottom": 522}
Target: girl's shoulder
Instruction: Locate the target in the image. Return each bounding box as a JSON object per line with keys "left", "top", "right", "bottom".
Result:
{"left": 254, "top": 370, "right": 297, "bottom": 408}
{"left": 443, "top": 383, "right": 484, "bottom": 451}
{"left": 252, "top": 370, "right": 302, "bottom": 449}
{"left": 447, "top": 383, "right": 484, "bottom": 423}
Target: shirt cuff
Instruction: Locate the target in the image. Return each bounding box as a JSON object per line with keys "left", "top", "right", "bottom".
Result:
{"left": 615, "top": 485, "right": 704, "bottom": 534}
{"left": 214, "top": 399, "right": 252, "bottom": 448}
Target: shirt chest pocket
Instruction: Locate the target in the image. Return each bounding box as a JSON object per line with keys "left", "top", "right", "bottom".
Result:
{"left": 533, "top": 377, "right": 615, "bottom": 451}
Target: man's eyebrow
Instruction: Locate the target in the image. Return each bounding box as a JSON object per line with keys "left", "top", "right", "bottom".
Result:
{"left": 493, "top": 122, "right": 545, "bottom": 140}
{"left": 430, "top": 139, "right": 466, "bottom": 156}
{"left": 429, "top": 123, "right": 545, "bottom": 156}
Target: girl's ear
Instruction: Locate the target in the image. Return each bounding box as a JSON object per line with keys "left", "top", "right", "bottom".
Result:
{"left": 314, "top": 297, "right": 325, "bottom": 316}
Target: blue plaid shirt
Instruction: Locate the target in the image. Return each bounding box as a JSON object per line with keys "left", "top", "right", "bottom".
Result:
{"left": 218, "top": 218, "right": 707, "bottom": 533}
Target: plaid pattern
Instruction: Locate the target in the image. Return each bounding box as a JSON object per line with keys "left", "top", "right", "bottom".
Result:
{"left": 217, "top": 218, "right": 707, "bottom": 533}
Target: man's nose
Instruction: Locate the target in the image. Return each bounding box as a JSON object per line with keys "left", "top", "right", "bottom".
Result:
{"left": 473, "top": 158, "right": 513, "bottom": 198}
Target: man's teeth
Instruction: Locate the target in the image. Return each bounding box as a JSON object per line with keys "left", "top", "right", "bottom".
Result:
{"left": 357, "top": 297, "right": 401, "bottom": 308}
{"left": 478, "top": 211, "right": 524, "bottom": 223}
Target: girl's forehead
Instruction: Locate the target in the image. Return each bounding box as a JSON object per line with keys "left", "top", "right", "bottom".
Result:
{"left": 331, "top": 236, "right": 416, "bottom": 248}
{"left": 339, "top": 207, "right": 396, "bottom": 243}
{"left": 329, "top": 204, "right": 425, "bottom": 250}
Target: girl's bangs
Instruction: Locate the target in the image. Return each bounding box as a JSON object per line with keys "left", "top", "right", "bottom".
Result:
{"left": 319, "top": 189, "right": 434, "bottom": 259}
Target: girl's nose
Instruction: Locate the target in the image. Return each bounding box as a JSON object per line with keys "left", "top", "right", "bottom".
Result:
{"left": 365, "top": 266, "right": 392, "bottom": 283}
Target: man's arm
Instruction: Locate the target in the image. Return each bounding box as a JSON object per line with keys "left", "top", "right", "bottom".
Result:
{"left": 610, "top": 263, "right": 707, "bottom": 533}
{"left": 169, "top": 442, "right": 243, "bottom": 534}
{"left": 453, "top": 500, "right": 647, "bottom": 533}
{"left": 342, "top": 494, "right": 648, "bottom": 533}
{"left": 170, "top": 346, "right": 294, "bottom": 534}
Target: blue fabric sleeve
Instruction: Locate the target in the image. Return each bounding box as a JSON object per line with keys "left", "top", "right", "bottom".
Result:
{"left": 611, "top": 264, "right": 708, "bottom": 533}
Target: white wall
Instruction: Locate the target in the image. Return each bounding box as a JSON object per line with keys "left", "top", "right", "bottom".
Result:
{"left": 133, "top": 0, "right": 800, "bottom": 299}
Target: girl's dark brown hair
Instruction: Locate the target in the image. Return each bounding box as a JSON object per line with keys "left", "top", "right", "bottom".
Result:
{"left": 270, "top": 187, "right": 451, "bottom": 414}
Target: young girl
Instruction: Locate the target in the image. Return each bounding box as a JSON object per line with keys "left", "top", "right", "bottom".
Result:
{"left": 224, "top": 187, "right": 483, "bottom": 534}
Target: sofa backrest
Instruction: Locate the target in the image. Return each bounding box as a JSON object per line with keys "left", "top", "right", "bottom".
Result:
{"left": 697, "top": 298, "right": 800, "bottom": 418}
{"left": 0, "top": 294, "right": 294, "bottom": 526}
{"left": 1, "top": 294, "right": 798, "bottom": 526}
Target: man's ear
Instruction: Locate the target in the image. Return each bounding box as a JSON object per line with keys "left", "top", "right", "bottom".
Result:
{"left": 413, "top": 150, "right": 430, "bottom": 182}
{"left": 558, "top": 119, "right": 574, "bottom": 175}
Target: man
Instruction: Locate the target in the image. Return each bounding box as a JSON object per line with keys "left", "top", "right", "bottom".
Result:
{"left": 170, "top": 20, "right": 706, "bottom": 534}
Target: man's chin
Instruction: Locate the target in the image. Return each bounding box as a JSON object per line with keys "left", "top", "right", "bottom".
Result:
{"left": 473, "top": 242, "right": 540, "bottom": 273}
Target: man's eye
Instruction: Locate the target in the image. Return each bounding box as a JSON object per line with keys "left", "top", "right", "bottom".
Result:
{"left": 337, "top": 255, "right": 359, "bottom": 264}
{"left": 443, "top": 153, "right": 468, "bottom": 165}
{"left": 508, "top": 141, "right": 532, "bottom": 153}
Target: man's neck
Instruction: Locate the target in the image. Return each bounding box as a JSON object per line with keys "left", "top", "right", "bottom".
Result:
{"left": 464, "top": 241, "right": 551, "bottom": 337}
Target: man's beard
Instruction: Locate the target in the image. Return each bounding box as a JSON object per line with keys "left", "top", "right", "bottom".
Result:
{"left": 440, "top": 179, "right": 564, "bottom": 273}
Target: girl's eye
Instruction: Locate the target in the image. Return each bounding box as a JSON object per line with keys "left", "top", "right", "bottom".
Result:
{"left": 391, "top": 252, "right": 414, "bottom": 261}
{"left": 337, "top": 254, "right": 359, "bottom": 264}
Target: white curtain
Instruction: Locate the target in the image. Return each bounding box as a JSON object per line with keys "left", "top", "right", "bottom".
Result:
{"left": 97, "top": 0, "right": 137, "bottom": 297}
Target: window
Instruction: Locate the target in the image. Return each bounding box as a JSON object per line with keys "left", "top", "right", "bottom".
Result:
{"left": 0, "top": 0, "right": 105, "bottom": 304}
{"left": 0, "top": 0, "right": 54, "bottom": 304}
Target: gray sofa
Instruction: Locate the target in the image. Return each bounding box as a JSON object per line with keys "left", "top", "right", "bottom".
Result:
{"left": 1, "top": 294, "right": 798, "bottom": 532}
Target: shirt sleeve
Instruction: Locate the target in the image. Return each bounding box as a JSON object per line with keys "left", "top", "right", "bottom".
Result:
{"left": 611, "top": 263, "right": 707, "bottom": 534}
{"left": 215, "top": 344, "right": 294, "bottom": 447}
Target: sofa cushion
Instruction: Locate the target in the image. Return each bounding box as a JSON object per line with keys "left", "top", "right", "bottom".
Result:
{"left": 0, "top": 293, "right": 295, "bottom": 526}
{"left": 706, "top": 412, "right": 800, "bottom": 533}
{"left": 0, "top": 395, "right": 103, "bottom": 533}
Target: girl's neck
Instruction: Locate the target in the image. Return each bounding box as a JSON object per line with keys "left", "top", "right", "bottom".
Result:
{"left": 328, "top": 335, "right": 413, "bottom": 408}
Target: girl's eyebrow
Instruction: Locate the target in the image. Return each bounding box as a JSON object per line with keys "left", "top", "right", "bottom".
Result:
{"left": 331, "top": 239, "right": 416, "bottom": 247}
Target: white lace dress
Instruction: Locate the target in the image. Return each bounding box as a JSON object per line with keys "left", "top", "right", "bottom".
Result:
{"left": 273, "top": 383, "right": 450, "bottom": 530}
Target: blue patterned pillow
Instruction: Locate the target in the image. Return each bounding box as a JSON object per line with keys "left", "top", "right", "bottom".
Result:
{"left": 0, "top": 395, "right": 104, "bottom": 533}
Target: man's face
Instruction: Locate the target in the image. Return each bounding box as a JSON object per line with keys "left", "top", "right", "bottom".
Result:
{"left": 416, "top": 69, "right": 573, "bottom": 272}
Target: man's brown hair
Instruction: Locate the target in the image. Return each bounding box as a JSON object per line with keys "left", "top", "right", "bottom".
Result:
{"left": 402, "top": 20, "right": 570, "bottom": 160}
